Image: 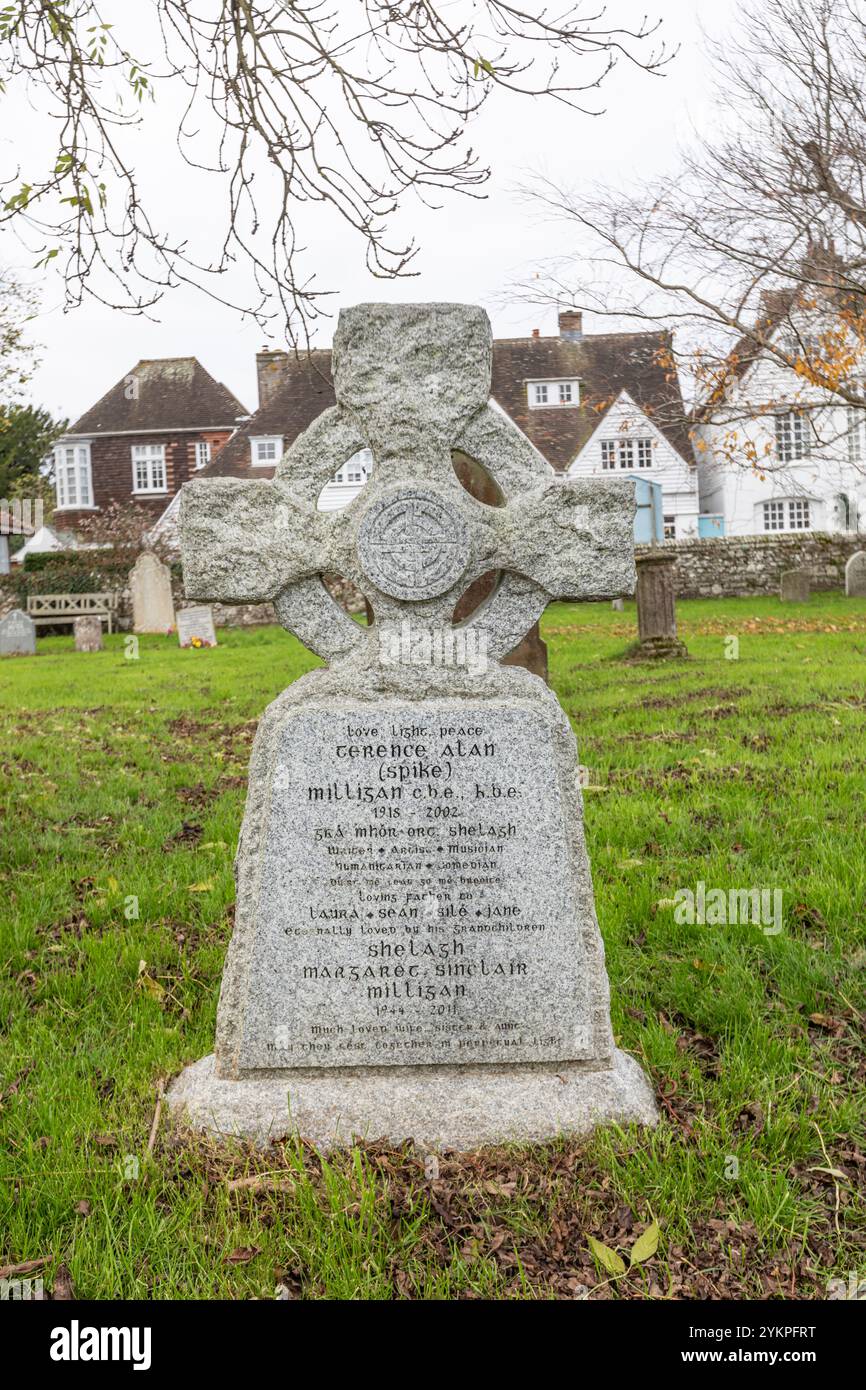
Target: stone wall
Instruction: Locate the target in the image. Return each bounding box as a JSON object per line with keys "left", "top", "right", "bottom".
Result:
{"left": 7, "top": 532, "right": 861, "bottom": 622}
{"left": 638, "top": 532, "right": 864, "bottom": 599}
{"left": 0, "top": 569, "right": 349, "bottom": 631}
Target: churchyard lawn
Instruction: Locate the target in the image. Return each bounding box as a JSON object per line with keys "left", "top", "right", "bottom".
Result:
{"left": 1, "top": 592, "right": 864, "bottom": 1299}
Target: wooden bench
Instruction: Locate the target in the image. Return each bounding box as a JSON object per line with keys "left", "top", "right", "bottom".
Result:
{"left": 26, "top": 593, "right": 119, "bottom": 634}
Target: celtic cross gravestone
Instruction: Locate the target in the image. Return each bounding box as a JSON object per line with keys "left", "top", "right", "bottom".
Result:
{"left": 166, "top": 303, "right": 657, "bottom": 1149}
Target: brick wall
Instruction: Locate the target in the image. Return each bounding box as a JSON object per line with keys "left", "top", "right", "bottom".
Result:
{"left": 58, "top": 429, "right": 233, "bottom": 530}
{"left": 639, "top": 532, "right": 864, "bottom": 599}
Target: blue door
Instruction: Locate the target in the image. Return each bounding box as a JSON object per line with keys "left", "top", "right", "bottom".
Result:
{"left": 631, "top": 477, "right": 664, "bottom": 543}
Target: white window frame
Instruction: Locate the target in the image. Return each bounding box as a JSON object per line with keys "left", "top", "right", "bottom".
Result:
{"left": 527, "top": 379, "right": 580, "bottom": 409}
{"left": 332, "top": 448, "right": 373, "bottom": 486}
{"left": 762, "top": 500, "right": 786, "bottom": 532}
{"left": 636, "top": 438, "right": 654, "bottom": 469}
{"left": 663, "top": 514, "right": 676, "bottom": 540}
{"left": 600, "top": 436, "right": 654, "bottom": 470}
{"left": 54, "top": 442, "right": 94, "bottom": 510}
{"left": 787, "top": 498, "right": 811, "bottom": 530}
{"left": 774, "top": 410, "right": 811, "bottom": 462}
{"left": 131, "top": 443, "right": 167, "bottom": 495}
{"left": 250, "top": 435, "right": 283, "bottom": 466}
{"left": 847, "top": 407, "right": 863, "bottom": 464}
{"left": 195, "top": 440, "right": 212, "bottom": 470}
{"left": 761, "top": 498, "right": 812, "bottom": 532}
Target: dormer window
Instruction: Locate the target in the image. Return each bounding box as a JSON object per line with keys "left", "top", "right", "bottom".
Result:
{"left": 250, "top": 435, "right": 283, "bottom": 466}
{"left": 528, "top": 379, "right": 579, "bottom": 409}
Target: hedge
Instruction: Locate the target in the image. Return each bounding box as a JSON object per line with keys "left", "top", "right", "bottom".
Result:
{"left": 4, "top": 550, "right": 182, "bottom": 604}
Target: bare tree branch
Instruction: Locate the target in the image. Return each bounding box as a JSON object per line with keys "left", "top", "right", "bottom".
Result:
{"left": 0, "top": 0, "right": 672, "bottom": 342}
{"left": 516, "top": 0, "right": 866, "bottom": 471}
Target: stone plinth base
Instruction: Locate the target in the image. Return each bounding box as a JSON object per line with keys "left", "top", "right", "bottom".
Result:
{"left": 628, "top": 636, "right": 689, "bottom": 661}
{"left": 166, "top": 1050, "right": 658, "bottom": 1151}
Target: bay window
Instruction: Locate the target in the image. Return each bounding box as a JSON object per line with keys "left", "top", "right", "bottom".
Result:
{"left": 54, "top": 443, "right": 93, "bottom": 509}
{"left": 762, "top": 498, "right": 811, "bottom": 532}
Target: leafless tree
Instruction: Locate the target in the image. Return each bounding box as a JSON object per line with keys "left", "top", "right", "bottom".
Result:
{"left": 0, "top": 1, "right": 671, "bottom": 342}
{"left": 518, "top": 0, "right": 866, "bottom": 466}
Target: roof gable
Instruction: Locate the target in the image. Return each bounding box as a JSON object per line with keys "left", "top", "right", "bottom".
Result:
{"left": 491, "top": 330, "right": 694, "bottom": 468}
{"left": 67, "top": 357, "right": 248, "bottom": 435}
{"left": 570, "top": 389, "right": 695, "bottom": 473}
{"left": 200, "top": 329, "right": 695, "bottom": 479}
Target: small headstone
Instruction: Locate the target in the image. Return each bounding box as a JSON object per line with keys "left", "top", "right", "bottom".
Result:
{"left": 167, "top": 302, "right": 657, "bottom": 1151}
{"left": 633, "top": 554, "right": 687, "bottom": 659}
{"left": 130, "top": 552, "right": 176, "bottom": 633}
{"left": 74, "top": 615, "right": 103, "bottom": 652}
{"left": 845, "top": 551, "right": 866, "bottom": 597}
{"left": 0, "top": 608, "right": 36, "bottom": 657}
{"left": 780, "top": 570, "right": 809, "bottom": 603}
{"left": 611, "top": 598, "right": 624, "bottom": 611}
{"left": 177, "top": 605, "right": 217, "bottom": 649}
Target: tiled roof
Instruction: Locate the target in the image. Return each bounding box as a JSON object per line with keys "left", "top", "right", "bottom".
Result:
{"left": 207, "top": 350, "right": 334, "bottom": 477}
{"left": 491, "top": 330, "right": 694, "bottom": 468}
{"left": 67, "top": 357, "right": 248, "bottom": 435}
{"left": 200, "top": 327, "right": 695, "bottom": 481}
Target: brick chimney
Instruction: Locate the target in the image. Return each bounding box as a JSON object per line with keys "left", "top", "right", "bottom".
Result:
{"left": 558, "top": 309, "right": 583, "bottom": 342}
{"left": 256, "top": 348, "right": 288, "bottom": 408}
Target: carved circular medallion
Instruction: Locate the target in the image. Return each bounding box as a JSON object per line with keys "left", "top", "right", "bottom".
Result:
{"left": 357, "top": 488, "right": 469, "bottom": 601}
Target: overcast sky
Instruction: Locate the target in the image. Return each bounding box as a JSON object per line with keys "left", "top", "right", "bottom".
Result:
{"left": 2, "top": 0, "right": 739, "bottom": 424}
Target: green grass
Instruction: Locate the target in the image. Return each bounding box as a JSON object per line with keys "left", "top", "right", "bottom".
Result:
{"left": 1, "top": 594, "right": 864, "bottom": 1299}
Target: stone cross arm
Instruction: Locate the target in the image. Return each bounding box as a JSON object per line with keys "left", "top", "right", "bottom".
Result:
{"left": 492, "top": 479, "right": 637, "bottom": 602}
{"left": 181, "top": 478, "right": 324, "bottom": 605}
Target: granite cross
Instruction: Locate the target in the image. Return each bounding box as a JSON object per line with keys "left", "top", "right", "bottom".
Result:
{"left": 180, "top": 303, "right": 636, "bottom": 663}
{"left": 168, "top": 303, "right": 657, "bottom": 1148}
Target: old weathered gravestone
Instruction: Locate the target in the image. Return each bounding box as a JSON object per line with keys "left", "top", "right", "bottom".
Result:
{"left": 780, "top": 569, "right": 810, "bottom": 603}
{"left": 633, "top": 554, "right": 688, "bottom": 659}
{"left": 0, "top": 608, "right": 36, "bottom": 657}
{"left": 167, "top": 302, "right": 657, "bottom": 1150}
{"left": 130, "top": 552, "right": 176, "bottom": 634}
{"left": 845, "top": 551, "right": 866, "bottom": 597}
{"left": 74, "top": 615, "right": 103, "bottom": 652}
{"left": 176, "top": 605, "right": 217, "bottom": 648}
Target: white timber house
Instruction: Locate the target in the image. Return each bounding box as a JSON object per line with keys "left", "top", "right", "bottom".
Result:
{"left": 566, "top": 389, "right": 700, "bottom": 539}
{"left": 694, "top": 303, "right": 866, "bottom": 537}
